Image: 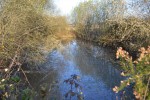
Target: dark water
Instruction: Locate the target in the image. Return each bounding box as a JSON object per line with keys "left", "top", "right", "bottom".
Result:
{"left": 29, "top": 40, "right": 132, "bottom": 100}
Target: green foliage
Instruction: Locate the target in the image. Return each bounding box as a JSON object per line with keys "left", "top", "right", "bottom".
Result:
{"left": 114, "top": 47, "right": 150, "bottom": 99}
{"left": 22, "top": 88, "right": 34, "bottom": 100}
{"left": 0, "top": 77, "right": 35, "bottom": 100}
{"left": 10, "top": 76, "right": 20, "bottom": 83}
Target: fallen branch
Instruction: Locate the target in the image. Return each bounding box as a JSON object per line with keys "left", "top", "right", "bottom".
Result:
{"left": 143, "top": 76, "right": 150, "bottom": 100}
{"left": 20, "top": 67, "right": 33, "bottom": 89}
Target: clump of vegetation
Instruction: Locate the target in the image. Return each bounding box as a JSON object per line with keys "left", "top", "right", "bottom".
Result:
{"left": 0, "top": 0, "right": 70, "bottom": 99}
{"left": 0, "top": 0, "right": 53, "bottom": 68}
{"left": 64, "top": 74, "right": 84, "bottom": 100}
{"left": 99, "top": 17, "right": 150, "bottom": 51}
{"left": 0, "top": 67, "right": 35, "bottom": 99}
{"left": 72, "top": 0, "right": 150, "bottom": 52}
{"left": 113, "top": 46, "right": 150, "bottom": 100}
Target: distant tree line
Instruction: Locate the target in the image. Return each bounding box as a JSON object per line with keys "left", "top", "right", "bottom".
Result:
{"left": 72, "top": 0, "right": 150, "bottom": 51}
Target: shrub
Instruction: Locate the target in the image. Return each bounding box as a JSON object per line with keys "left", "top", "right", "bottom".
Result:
{"left": 99, "top": 17, "right": 150, "bottom": 51}
{"left": 113, "top": 46, "right": 150, "bottom": 100}
{"left": 0, "top": 0, "right": 70, "bottom": 99}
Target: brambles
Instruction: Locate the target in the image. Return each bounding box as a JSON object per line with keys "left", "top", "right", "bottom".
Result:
{"left": 64, "top": 74, "right": 84, "bottom": 100}
{"left": 113, "top": 46, "right": 150, "bottom": 100}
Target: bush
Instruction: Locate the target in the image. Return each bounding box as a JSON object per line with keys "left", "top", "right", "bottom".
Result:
{"left": 99, "top": 17, "right": 150, "bottom": 51}
{"left": 0, "top": 0, "right": 70, "bottom": 99}
{"left": 0, "top": 0, "right": 52, "bottom": 66}
{"left": 113, "top": 46, "right": 150, "bottom": 100}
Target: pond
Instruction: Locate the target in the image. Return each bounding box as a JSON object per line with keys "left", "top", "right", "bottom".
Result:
{"left": 28, "top": 40, "right": 134, "bottom": 100}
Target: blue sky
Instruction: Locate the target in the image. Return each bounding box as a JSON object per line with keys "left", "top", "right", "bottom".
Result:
{"left": 54, "top": 0, "right": 86, "bottom": 15}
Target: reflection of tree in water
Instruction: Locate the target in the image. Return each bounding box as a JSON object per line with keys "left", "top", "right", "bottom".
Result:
{"left": 36, "top": 40, "right": 129, "bottom": 99}
{"left": 73, "top": 40, "right": 123, "bottom": 88}
{"left": 27, "top": 70, "right": 60, "bottom": 100}
{"left": 56, "top": 40, "right": 123, "bottom": 88}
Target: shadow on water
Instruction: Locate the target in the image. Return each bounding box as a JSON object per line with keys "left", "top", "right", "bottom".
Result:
{"left": 28, "top": 40, "right": 133, "bottom": 100}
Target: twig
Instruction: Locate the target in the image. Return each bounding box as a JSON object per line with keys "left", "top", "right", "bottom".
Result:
{"left": 143, "top": 76, "right": 150, "bottom": 100}
{"left": 8, "top": 53, "right": 17, "bottom": 69}
{"left": 0, "top": 60, "right": 3, "bottom": 66}
{"left": 8, "top": 46, "right": 20, "bottom": 69}
{"left": 38, "top": 70, "right": 54, "bottom": 84}
{"left": 20, "top": 67, "right": 33, "bottom": 89}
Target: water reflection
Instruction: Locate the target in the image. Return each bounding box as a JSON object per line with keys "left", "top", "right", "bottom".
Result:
{"left": 46, "top": 40, "right": 124, "bottom": 100}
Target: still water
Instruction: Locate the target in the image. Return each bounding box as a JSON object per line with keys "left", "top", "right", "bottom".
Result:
{"left": 28, "top": 40, "right": 133, "bottom": 100}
